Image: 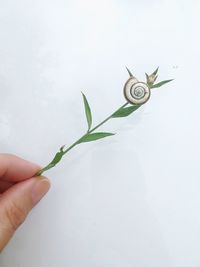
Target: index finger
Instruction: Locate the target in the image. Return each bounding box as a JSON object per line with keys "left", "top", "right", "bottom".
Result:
{"left": 0, "top": 154, "right": 41, "bottom": 182}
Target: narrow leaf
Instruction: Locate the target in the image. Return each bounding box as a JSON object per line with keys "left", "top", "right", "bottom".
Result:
{"left": 125, "top": 66, "right": 133, "bottom": 77}
{"left": 36, "top": 151, "right": 64, "bottom": 175}
{"left": 82, "top": 92, "right": 92, "bottom": 131}
{"left": 152, "top": 66, "right": 159, "bottom": 76}
{"left": 145, "top": 73, "right": 149, "bottom": 80}
{"left": 145, "top": 73, "right": 151, "bottom": 85}
{"left": 150, "top": 79, "right": 173, "bottom": 89}
{"left": 112, "top": 105, "right": 141, "bottom": 118}
{"left": 78, "top": 132, "right": 115, "bottom": 143}
{"left": 50, "top": 151, "right": 63, "bottom": 165}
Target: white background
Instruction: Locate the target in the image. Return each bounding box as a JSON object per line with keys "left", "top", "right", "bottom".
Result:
{"left": 0, "top": 0, "right": 200, "bottom": 266}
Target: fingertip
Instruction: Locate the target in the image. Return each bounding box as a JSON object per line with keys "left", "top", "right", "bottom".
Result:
{"left": 35, "top": 175, "right": 51, "bottom": 184}
{"left": 31, "top": 176, "right": 51, "bottom": 205}
{"left": 0, "top": 153, "right": 42, "bottom": 182}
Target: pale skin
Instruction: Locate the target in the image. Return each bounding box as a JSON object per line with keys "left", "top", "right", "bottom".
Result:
{"left": 0, "top": 153, "right": 50, "bottom": 252}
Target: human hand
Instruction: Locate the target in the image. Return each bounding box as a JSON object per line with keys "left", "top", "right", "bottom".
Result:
{"left": 0, "top": 153, "right": 50, "bottom": 252}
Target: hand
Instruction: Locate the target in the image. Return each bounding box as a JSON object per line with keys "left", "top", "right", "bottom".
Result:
{"left": 0, "top": 153, "right": 50, "bottom": 252}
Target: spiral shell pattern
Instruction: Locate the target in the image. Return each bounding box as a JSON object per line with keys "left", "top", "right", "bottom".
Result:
{"left": 124, "top": 77, "right": 150, "bottom": 105}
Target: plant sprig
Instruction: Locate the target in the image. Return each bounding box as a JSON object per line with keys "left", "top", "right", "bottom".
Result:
{"left": 35, "top": 67, "right": 173, "bottom": 176}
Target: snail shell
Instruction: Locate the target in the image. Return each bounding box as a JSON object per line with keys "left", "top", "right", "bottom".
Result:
{"left": 123, "top": 77, "right": 151, "bottom": 105}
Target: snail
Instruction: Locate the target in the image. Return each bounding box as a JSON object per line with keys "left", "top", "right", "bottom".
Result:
{"left": 123, "top": 76, "right": 150, "bottom": 105}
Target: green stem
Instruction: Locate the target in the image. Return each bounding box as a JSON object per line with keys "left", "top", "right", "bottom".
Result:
{"left": 35, "top": 102, "right": 129, "bottom": 176}
{"left": 89, "top": 102, "right": 128, "bottom": 133}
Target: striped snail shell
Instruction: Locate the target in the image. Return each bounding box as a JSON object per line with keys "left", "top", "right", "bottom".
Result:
{"left": 123, "top": 77, "right": 151, "bottom": 105}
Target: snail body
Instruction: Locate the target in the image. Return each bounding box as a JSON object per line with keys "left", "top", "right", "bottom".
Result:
{"left": 123, "top": 77, "right": 150, "bottom": 105}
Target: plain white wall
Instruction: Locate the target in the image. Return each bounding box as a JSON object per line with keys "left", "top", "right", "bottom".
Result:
{"left": 0, "top": 0, "right": 200, "bottom": 266}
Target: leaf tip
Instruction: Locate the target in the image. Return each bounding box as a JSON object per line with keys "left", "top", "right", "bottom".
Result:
{"left": 81, "top": 91, "right": 92, "bottom": 131}
{"left": 153, "top": 66, "right": 159, "bottom": 75}
{"left": 60, "top": 144, "right": 66, "bottom": 152}
{"left": 125, "top": 66, "right": 133, "bottom": 77}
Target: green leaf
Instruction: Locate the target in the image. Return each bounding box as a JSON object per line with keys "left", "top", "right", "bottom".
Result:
{"left": 112, "top": 105, "right": 141, "bottom": 118}
{"left": 78, "top": 132, "right": 115, "bottom": 143}
{"left": 82, "top": 92, "right": 92, "bottom": 131}
{"left": 50, "top": 151, "right": 63, "bottom": 165}
{"left": 125, "top": 66, "right": 133, "bottom": 77}
{"left": 36, "top": 151, "right": 64, "bottom": 175}
{"left": 150, "top": 79, "right": 174, "bottom": 89}
{"left": 152, "top": 66, "right": 159, "bottom": 76}
{"left": 145, "top": 68, "right": 159, "bottom": 86}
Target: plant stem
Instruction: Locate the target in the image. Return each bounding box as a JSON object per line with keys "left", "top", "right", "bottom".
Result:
{"left": 35, "top": 102, "right": 129, "bottom": 176}
{"left": 89, "top": 102, "right": 128, "bottom": 133}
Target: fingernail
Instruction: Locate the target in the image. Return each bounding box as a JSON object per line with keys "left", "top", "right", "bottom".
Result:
{"left": 31, "top": 178, "right": 51, "bottom": 205}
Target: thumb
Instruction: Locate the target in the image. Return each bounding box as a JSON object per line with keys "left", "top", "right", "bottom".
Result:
{"left": 0, "top": 177, "right": 50, "bottom": 251}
